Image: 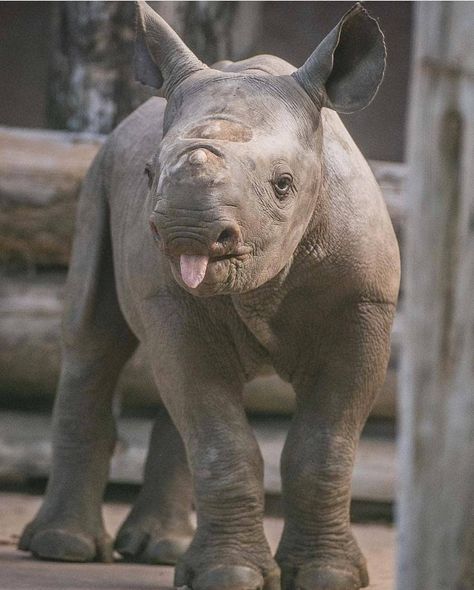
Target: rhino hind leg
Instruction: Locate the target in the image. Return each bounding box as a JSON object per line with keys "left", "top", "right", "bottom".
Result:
{"left": 19, "top": 146, "right": 138, "bottom": 562}
{"left": 115, "top": 406, "right": 194, "bottom": 564}
{"left": 19, "top": 322, "right": 135, "bottom": 563}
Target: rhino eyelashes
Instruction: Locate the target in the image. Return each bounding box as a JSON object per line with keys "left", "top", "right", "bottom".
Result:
{"left": 273, "top": 174, "right": 294, "bottom": 198}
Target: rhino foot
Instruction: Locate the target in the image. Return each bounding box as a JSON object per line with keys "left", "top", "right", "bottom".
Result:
{"left": 115, "top": 528, "right": 192, "bottom": 565}
{"left": 115, "top": 514, "right": 193, "bottom": 565}
{"left": 280, "top": 560, "right": 369, "bottom": 590}
{"left": 173, "top": 538, "right": 280, "bottom": 590}
{"left": 19, "top": 521, "right": 113, "bottom": 562}
{"left": 175, "top": 564, "right": 280, "bottom": 590}
{"left": 295, "top": 564, "right": 367, "bottom": 590}
{"left": 277, "top": 527, "right": 369, "bottom": 590}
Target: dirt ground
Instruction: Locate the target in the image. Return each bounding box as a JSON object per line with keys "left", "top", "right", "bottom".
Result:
{"left": 0, "top": 492, "right": 395, "bottom": 590}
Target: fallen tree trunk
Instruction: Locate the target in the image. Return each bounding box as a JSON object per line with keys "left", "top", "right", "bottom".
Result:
{"left": 0, "top": 126, "right": 407, "bottom": 269}
{"left": 0, "top": 127, "right": 104, "bottom": 268}
{"left": 0, "top": 274, "right": 401, "bottom": 417}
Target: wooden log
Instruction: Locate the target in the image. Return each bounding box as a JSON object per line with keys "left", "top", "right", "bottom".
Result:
{"left": 0, "top": 274, "right": 155, "bottom": 407}
{"left": 0, "top": 274, "right": 401, "bottom": 417}
{"left": 398, "top": 4, "right": 474, "bottom": 590}
{"left": 0, "top": 126, "right": 407, "bottom": 269}
{"left": 0, "top": 411, "right": 396, "bottom": 502}
{"left": 0, "top": 127, "right": 104, "bottom": 268}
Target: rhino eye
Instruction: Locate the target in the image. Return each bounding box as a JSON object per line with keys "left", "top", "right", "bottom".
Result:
{"left": 273, "top": 174, "right": 293, "bottom": 198}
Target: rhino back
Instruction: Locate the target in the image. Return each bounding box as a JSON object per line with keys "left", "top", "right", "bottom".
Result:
{"left": 318, "top": 109, "right": 400, "bottom": 305}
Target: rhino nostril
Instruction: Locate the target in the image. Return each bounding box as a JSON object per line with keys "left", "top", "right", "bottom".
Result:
{"left": 217, "top": 228, "right": 232, "bottom": 244}
{"left": 216, "top": 224, "right": 241, "bottom": 246}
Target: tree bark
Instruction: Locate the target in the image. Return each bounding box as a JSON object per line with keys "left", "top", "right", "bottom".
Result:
{"left": 398, "top": 4, "right": 474, "bottom": 589}
{"left": 181, "top": 2, "right": 237, "bottom": 64}
{"left": 47, "top": 1, "right": 153, "bottom": 133}
{"left": 46, "top": 1, "right": 262, "bottom": 133}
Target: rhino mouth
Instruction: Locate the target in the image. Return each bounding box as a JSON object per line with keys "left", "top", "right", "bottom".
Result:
{"left": 177, "top": 248, "right": 251, "bottom": 290}
{"left": 211, "top": 251, "right": 248, "bottom": 262}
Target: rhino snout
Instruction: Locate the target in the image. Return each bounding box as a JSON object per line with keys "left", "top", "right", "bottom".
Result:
{"left": 149, "top": 214, "right": 242, "bottom": 260}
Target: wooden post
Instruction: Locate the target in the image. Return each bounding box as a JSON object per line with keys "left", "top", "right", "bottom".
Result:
{"left": 398, "top": 3, "right": 474, "bottom": 590}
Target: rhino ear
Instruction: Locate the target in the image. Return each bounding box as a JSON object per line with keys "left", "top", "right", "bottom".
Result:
{"left": 293, "top": 3, "right": 386, "bottom": 114}
{"left": 134, "top": 1, "right": 206, "bottom": 94}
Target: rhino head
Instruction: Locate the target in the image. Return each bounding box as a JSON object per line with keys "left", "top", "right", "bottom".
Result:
{"left": 137, "top": 1, "right": 385, "bottom": 295}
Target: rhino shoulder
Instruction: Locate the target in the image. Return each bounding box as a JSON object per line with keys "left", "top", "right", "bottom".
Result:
{"left": 320, "top": 109, "right": 400, "bottom": 304}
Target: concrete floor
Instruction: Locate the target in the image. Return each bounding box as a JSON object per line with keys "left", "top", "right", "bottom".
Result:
{"left": 0, "top": 493, "right": 395, "bottom": 590}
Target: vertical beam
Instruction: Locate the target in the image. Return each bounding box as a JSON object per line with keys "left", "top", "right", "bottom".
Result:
{"left": 398, "top": 3, "right": 474, "bottom": 590}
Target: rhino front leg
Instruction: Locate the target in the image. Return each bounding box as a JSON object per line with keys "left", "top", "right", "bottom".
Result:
{"left": 115, "top": 406, "right": 194, "bottom": 564}
{"left": 173, "top": 409, "right": 278, "bottom": 590}
{"left": 144, "top": 305, "right": 279, "bottom": 590}
{"left": 276, "top": 302, "right": 395, "bottom": 590}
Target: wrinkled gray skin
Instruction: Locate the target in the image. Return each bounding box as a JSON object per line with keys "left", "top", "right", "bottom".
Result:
{"left": 20, "top": 3, "right": 400, "bottom": 590}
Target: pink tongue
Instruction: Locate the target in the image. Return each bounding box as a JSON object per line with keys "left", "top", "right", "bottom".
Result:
{"left": 180, "top": 254, "right": 209, "bottom": 288}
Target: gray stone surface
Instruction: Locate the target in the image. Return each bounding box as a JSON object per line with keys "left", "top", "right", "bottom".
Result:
{"left": 0, "top": 493, "right": 394, "bottom": 590}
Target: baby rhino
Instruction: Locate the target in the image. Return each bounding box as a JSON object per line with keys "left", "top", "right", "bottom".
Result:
{"left": 20, "top": 3, "right": 400, "bottom": 590}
